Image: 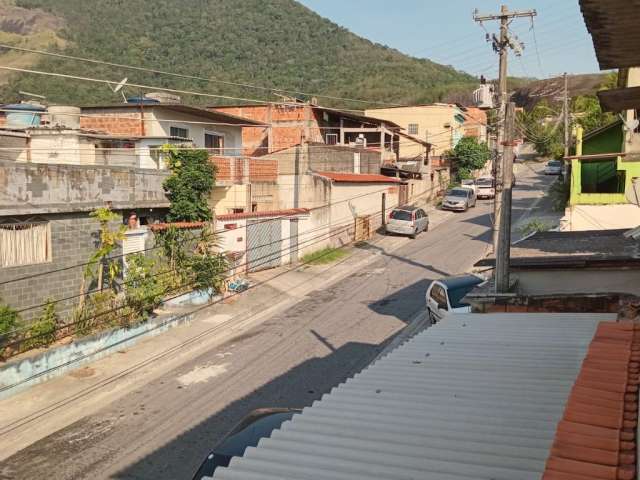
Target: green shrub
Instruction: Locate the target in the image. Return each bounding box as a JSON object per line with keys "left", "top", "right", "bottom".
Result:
{"left": 519, "top": 219, "right": 551, "bottom": 237}
{"left": 189, "top": 253, "right": 228, "bottom": 294}
{"left": 0, "top": 302, "right": 20, "bottom": 341}
{"left": 22, "top": 300, "right": 57, "bottom": 350}
{"left": 549, "top": 179, "right": 570, "bottom": 212}
{"left": 124, "top": 254, "right": 164, "bottom": 322}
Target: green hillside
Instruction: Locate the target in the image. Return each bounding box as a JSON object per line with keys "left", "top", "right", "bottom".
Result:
{"left": 1, "top": 0, "right": 477, "bottom": 108}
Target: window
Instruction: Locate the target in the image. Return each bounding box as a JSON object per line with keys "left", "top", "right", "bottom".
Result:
{"left": 581, "top": 160, "right": 626, "bottom": 194}
{"left": 429, "top": 284, "right": 448, "bottom": 310}
{"left": 408, "top": 123, "right": 419, "bottom": 135}
{"left": 325, "top": 133, "right": 338, "bottom": 145}
{"left": 205, "top": 133, "right": 224, "bottom": 154}
{"left": 170, "top": 126, "right": 189, "bottom": 139}
{"left": 0, "top": 221, "right": 52, "bottom": 268}
{"left": 390, "top": 210, "right": 412, "bottom": 221}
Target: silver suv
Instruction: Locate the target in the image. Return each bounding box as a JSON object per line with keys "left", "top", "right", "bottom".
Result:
{"left": 385, "top": 206, "right": 429, "bottom": 239}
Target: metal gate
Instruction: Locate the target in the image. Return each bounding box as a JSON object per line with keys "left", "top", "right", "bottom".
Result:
{"left": 399, "top": 184, "right": 409, "bottom": 205}
{"left": 247, "top": 218, "right": 282, "bottom": 272}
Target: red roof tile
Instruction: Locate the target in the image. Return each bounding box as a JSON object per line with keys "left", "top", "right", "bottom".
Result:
{"left": 543, "top": 321, "right": 640, "bottom": 480}
{"left": 314, "top": 171, "right": 402, "bottom": 183}
{"left": 216, "top": 208, "right": 309, "bottom": 221}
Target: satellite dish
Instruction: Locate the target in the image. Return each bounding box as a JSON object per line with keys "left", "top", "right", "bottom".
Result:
{"left": 619, "top": 113, "right": 639, "bottom": 133}
{"left": 113, "top": 77, "right": 128, "bottom": 93}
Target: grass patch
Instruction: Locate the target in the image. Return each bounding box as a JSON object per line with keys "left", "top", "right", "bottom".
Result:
{"left": 301, "top": 247, "right": 349, "bottom": 265}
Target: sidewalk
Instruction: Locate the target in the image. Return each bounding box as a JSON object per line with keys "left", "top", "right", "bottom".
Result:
{"left": 0, "top": 204, "right": 454, "bottom": 461}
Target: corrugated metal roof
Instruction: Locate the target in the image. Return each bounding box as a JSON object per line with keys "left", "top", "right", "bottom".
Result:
{"left": 212, "top": 313, "right": 615, "bottom": 480}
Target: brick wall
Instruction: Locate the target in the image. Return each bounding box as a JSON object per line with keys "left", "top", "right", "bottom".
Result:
{"left": 210, "top": 156, "right": 232, "bottom": 182}
{"left": 213, "top": 105, "right": 312, "bottom": 156}
{"left": 0, "top": 212, "right": 122, "bottom": 323}
{"left": 80, "top": 109, "right": 144, "bottom": 136}
{"left": 249, "top": 159, "right": 277, "bottom": 182}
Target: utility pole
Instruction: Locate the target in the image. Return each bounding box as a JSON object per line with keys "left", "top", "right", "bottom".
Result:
{"left": 495, "top": 102, "right": 516, "bottom": 293}
{"left": 474, "top": 5, "right": 536, "bottom": 253}
{"left": 563, "top": 72, "right": 570, "bottom": 158}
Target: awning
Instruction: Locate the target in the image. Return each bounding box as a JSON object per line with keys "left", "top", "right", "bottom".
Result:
{"left": 580, "top": 0, "right": 640, "bottom": 69}
{"left": 598, "top": 86, "right": 640, "bottom": 112}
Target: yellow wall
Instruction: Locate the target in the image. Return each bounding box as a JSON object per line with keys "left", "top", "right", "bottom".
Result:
{"left": 210, "top": 184, "right": 249, "bottom": 215}
{"left": 365, "top": 105, "right": 463, "bottom": 157}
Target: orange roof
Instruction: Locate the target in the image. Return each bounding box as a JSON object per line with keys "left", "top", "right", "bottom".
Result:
{"left": 148, "top": 221, "right": 207, "bottom": 232}
{"left": 315, "top": 172, "right": 401, "bottom": 183}
{"left": 217, "top": 208, "right": 309, "bottom": 221}
{"left": 542, "top": 321, "right": 639, "bottom": 480}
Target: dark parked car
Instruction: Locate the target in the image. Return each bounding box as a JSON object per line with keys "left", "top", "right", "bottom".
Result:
{"left": 192, "top": 408, "right": 300, "bottom": 479}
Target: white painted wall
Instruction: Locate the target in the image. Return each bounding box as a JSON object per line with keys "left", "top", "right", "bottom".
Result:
{"left": 146, "top": 108, "right": 243, "bottom": 156}
{"left": 561, "top": 204, "right": 640, "bottom": 231}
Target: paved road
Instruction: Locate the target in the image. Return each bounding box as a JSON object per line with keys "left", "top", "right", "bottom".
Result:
{"left": 0, "top": 164, "right": 553, "bottom": 480}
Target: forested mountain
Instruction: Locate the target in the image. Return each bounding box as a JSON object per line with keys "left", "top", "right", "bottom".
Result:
{"left": 0, "top": 0, "right": 478, "bottom": 108}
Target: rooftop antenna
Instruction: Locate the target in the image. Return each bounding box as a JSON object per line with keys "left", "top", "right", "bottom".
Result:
{"left": 107, "top": 77, "right": 128, "bottom": 102}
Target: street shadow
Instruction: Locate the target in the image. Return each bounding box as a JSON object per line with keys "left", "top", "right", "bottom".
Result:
{"left": 113, "top": 338, "right": 396, "bottom": 480}
{"left": 353, "top": 242, "right": 449, "bottom": 277}
{"left": 368, "top": 278, "right": 432, "bottom": 322}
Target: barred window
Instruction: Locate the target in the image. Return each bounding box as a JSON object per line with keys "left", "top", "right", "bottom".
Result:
{"left": 0, "top": 221, "right": 52, "bottom": 268}
{"left": 408, "top": 124, "right": 419, "bottom": 135}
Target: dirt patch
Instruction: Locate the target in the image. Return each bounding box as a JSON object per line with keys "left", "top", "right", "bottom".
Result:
{"left": 0, "top": 3, "right": 65, "bottom": 35}
{"left": 69, "top": 366, "right": 96, "bottom": 379}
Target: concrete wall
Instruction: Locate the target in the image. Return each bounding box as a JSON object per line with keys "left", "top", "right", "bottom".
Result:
{"left": 513, "top": 268, "right": 640, "bottom": 297}
{"left": 0, "top": 212, "right": 123, "bottom": 322}
{"left": 0, "top": 160, "right": 170, "bottom": 216}
{"left": 561, "top": 204, "right": 640, "bottom": 231}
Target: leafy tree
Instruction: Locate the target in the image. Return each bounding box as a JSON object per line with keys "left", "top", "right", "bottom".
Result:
{"left": 86, "top": 207, "right": 126, "bottom": 290}
{"left": 163, "top": 149, "right": 216, "bottom": 222}
{"left": 572, "top": 95, "right": 615, "bottom": 133}
{"left": 451, "top": 137, "right": 491, "bottom": 179}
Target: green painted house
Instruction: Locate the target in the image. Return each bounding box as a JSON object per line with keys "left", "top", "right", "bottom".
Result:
{"left": 569, "top": 119, "right": 640, "bottom": 205}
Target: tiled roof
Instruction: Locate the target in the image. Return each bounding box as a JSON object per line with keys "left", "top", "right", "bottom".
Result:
{"left": 213, "top": 312, "right": 615, "bottom": 480}
{"left": 148, "top": 221, "right": 207, "bottom": 232}
{"left": 543, "top": 321, "right": 639, "bottom": 480}
{"left": 216, "top": 208, "right": 309, "bottom": 221}
{"left": 475, "top": 229, "right": 640, "bottom": 268}
{"left": 314, "top": 171, "right": 402, "bottom": 183}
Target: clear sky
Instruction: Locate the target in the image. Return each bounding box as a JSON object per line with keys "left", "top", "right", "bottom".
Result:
{"left": 297, "top": 0, "right": 600, "bottom": 79}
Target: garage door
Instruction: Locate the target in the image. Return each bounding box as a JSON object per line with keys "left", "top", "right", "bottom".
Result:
{"left": 247, "top": 218, "right": 282, "bottom": 272}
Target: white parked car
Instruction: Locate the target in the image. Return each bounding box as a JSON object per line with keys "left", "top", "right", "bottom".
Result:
{"left": 426, "top": 275, "right": 485, "bottom": 323}
{"left": 441, "top": 187, "right": 476, "bottom": 211}
{"left": 385, "top": 206, "right": 429, "bottom": 239}
{"left": 476, "top": 177, "right": 495, "bottom": 199}
{"left": 544, "top": 160, "right": 562, "bottom": 175}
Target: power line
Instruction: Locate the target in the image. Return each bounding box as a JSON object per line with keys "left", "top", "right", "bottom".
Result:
{"left": 0, "top": 66, "right": 371, "bottom": 115}
{"left": 0, "top": 44, "right": 405, "bottom": 108}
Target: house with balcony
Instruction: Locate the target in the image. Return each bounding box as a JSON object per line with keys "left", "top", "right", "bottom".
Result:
{"left": 211, "top": 102, "right": 416, "bottom": 164}
{"left": 364, "top": 104, "right": 471, "bottom": 159}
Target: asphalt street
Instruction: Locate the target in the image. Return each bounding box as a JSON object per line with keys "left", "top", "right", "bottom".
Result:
{"left": 0, "top": 163, "right": 555, "bottom": 480}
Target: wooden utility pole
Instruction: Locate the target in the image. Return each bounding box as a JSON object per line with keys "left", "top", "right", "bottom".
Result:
{"left": 474, "top": 5, "right": 536, "bottom": 252}
{"left": 495, "top": 102, "right": 516, "bottom": 293}
{"left": 563, "top": 72, "right": 570, "bottom": 158}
